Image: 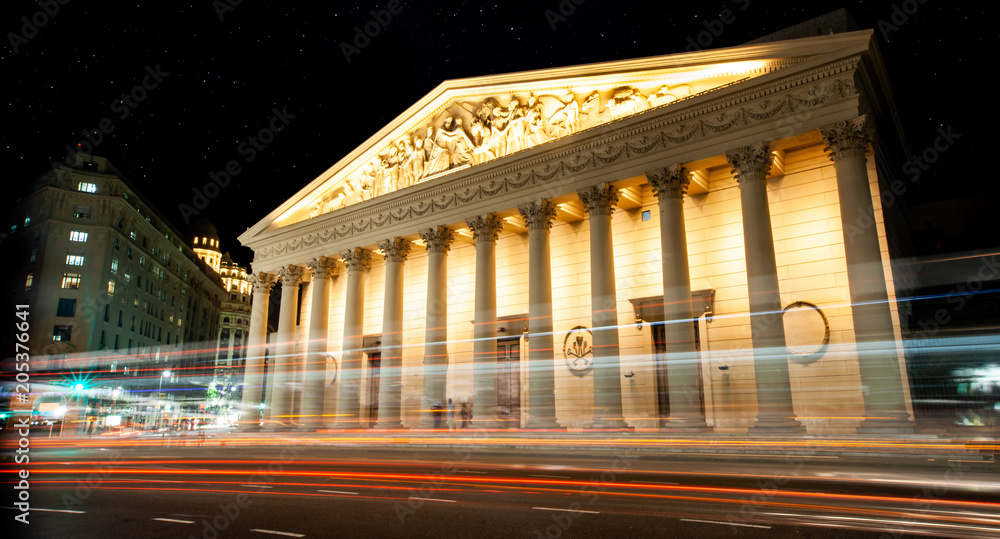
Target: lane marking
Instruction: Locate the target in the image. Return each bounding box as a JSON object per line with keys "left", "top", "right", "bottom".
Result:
{"left": 33, "top": 508, "right": 86, "bottom": 514}
{"left": 251, "top": 529, "right": 305, "bottom": 537}
{"left": 632, "top": 480, "right": 679, "bottom": 485}
{"left": 529, "top": 474, "right": 571, "bottom": 479}
{"left": 317, "top": 490, "right": 359, "bottom": 495}
{"left": 533, "top": 507, "right": 600, "bottom": 514}
{"left": 408, "top": 497, "right": 456, "bottom": 503}
{"left": 681, "top": 518, "right": 770, "bottom": 529}
{"left": 240, "top": 484, "right": 274, "bottom": 489}
{"left": 153, "top": 518, "right": 195, "bottom": 524}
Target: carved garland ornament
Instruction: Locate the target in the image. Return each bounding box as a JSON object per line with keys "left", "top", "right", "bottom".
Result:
{"left": 254, "top": 65, "right": 859, "bottom": 262}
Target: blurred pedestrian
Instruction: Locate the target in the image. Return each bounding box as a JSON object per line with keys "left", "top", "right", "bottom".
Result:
{"left": 460, "top": 401, "right": 471, "bottom": 429}
{"left": 446, "top": 398, "right": 455, "bottom": 431}
{"left": 431, "top": 401, "right": 444, "bottom": 429}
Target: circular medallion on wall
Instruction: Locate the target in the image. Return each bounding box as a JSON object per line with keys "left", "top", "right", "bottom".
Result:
{"left": 563, "top": 325, "right": 594, "bottom": 376}
{"left": 782, "top": 301, "right": 830, "bottom": 363}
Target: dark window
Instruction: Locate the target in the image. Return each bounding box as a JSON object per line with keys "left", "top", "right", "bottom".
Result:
{"left": 56, "top": 298, "right": 77, "bottom": 317}
{"left": 103, "top": 304, "right": 110, "bottom": 322}
{"left": 73, "top": 205, "right": 91, "bottom": 219}
{"left": 117, "top": 310, "right": 123, "bottom": 327}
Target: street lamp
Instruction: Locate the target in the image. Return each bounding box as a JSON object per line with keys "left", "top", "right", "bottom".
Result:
{"left": 157, "top": 370, "right": 171, "bottom": 430}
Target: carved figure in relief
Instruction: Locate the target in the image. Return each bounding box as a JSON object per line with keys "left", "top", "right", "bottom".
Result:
{"left": 505, "top": 98, "right": 527, "bottom": 154}
{"left": 405, "top": 135, "right": 425, "bottom": 185}
{"left": 646, "top": 84, "right": 694, "bottom": 107}
{"left": 606, "top": 87, "right": 646, "bottom": 119}
{"left": 579, "top": 91, "right": 601, "bottom": 128}
{"left": 524, "top": 95, "right": 547, "bottom": 146}
{"left": 546, "top": 93, "right": 580, "bottom": 138}
{"left": 382, "top": 144, "right": 400, "bottom": 193}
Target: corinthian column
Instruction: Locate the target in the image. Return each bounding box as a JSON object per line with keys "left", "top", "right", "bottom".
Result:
{"left": 466, "top": 213, "right": 505, "bottom": 429}
{"left": 647, "top": 165, "right": 711, "bottom": 431}
{"left": 820, "top": 116, "right": 914, "bottom": 433}
{"left": 578, "top": 184, "right": 629, "bottom": 429}
{"left": 240, "top": 271, "right": 275, "bottom": 431}
{"left": 518, "top": 200, "right": 562, "bottom": 429}
{"left": 726, "top": 143, "right": 804, "bottom": 432}
{"left": 298, "top": 257, "right": 338, "bottom": 431}
{"left": 373, "top": 238, "right": 411, "bottom": 429}
{"left": 332, "top": 248, "right": 371, "bottom": 429}
{"left": 267, "top": 264, "right": 303, "bottom": 430}
{"left": 418, "top": 227, "right": 455, "bottom": 429}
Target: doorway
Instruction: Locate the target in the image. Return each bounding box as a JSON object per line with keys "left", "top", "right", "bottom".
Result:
{"left": 496, "top": 338, "right": 521, "bottom": 423}
{"left": 651, "top": 321, "right": 705, "bottom": 422}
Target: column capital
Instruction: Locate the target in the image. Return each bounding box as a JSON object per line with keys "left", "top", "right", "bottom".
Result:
{"left": 466, "top": 213, "right": 504, "bottom": 242}
{"left": 306, "top": 256, "right": 339, "bottom": 279}
{"left": 577, "top": 183, "right": 619, "bottom": 216}
{"left": 340, "top": 247, "right": 372, "bottom": 272}
{"left": 518, "top": 200, "right": 558, "bottom": 230}
{"left": 725, "top": 143, "right": 773, "bottom": 184}
{"left": 419, "top": 226, "right": 456, "bottom": 253}
{"left": 247, "top": 272, "right": 277, "bottom": 294}
{"left": 276, "top": 265, "right": 303, "bottom": 287}
{"left": 378, "top": 238, "right": 412, "bottom": 263}
{"left": 820, "top": 115, "right": 871, "bottom": 162}
{"left": 647, "top": 165, "right": 690, "bottom": 200}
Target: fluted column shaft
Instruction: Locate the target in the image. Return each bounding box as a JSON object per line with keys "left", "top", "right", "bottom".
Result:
{"left": 821, "top": 117, "right": 913, "bottom": 433}
{"left": 268, "top": 265, "right": 303, "bottom": 429}
{"left": 333, "top": 248, "right": 371, "bottom": 429}
{"left": 240, "top": 272, "right": 275, "bottom": 430}
{"left": 578, "top": 185, "right": 628, "bottom": 429}
{"left": 726, "top": 144, "right": 804, "bottom": 432}
{"left": 648, "top": 166, "right": 710, "bottom": 431}
{"left": 418, "top": 227, "right": 455, "bottom": 428}
{"left": 518, "top": 200, "right": 561, "bottom": 429}
{"left": 466, "top": 214, "right": 505, "bottom": 428}
{"left": 374, "top": 238, "right": 411, "bottom": 429}
{"left": 299, "top": 257, "right": 337, "bottom": 431}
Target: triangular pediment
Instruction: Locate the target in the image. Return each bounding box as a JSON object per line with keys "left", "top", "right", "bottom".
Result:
{"left": 241, "top": 32, "right": 871, "bottom": 242}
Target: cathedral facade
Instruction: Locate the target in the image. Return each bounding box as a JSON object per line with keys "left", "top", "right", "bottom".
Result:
{"left": 239, "top": 29, "right": 915, "bottom": 433}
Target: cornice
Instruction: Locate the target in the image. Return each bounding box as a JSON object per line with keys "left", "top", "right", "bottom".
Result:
{"left": 247, "top": 55, "right": 863, "bottom": 270}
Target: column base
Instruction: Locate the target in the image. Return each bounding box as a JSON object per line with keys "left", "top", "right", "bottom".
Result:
{"left": 588, "top": 418, "right": 631, "bottom": 430}
{"left": 523, "top": 419, "right": 564, "bottom": 430}
{"left": 749, "top": 417, "right": 806, "bottom": 434}
{"left": 659, "top": 418, "right": 713, "bottom": 433}
{"left": 857, "top": 416, "right": 915, "bottom": 434}
{"left": 372, "top": 421, "right": 407, "bottom": 430}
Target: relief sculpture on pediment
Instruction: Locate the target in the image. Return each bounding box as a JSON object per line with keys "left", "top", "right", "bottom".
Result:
{"left": 307, "top": 84, "right": 698, "bottom": 220}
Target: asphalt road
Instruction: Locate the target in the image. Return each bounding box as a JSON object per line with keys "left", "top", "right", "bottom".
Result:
{"left": 6, "top": 436, "right": 1000, "bottom": 538}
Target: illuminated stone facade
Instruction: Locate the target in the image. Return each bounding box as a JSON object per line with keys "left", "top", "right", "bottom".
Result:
{"left": 240, "top": 30, "right": 916, "bottom": 433}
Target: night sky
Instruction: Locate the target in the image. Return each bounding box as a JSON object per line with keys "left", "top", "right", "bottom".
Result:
{"left": 3, "top": 1, "right": 995, "bottom": 267}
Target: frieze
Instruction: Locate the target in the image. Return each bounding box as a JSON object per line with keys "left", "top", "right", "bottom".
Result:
{"left": 251, "top": 59, "right": 861, "bottom": 266}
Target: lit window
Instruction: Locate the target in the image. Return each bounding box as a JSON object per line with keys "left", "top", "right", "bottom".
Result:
{"left": 139, "top": 255, "right": 145, "bottom": 267}
{"left": 194, "top": 237, "right": 199, "bottom": 245}
{"left": 24, "top": 216, "right": 31, "bottom": 226}
{"left": 29, "top": 249, "right": 37, "bottom": 264}
{"left": 61, "top": 273, "right": 82, "bottom": 289}
{"left": 73, "top": 205, "right": 91, "bottom": 219}
{"left": 10, "top": 225, "right": 15, "bottom": 234}
{"left": 56, "top": 298, "right": 77, "bottom": 317}
{"left": 77, "top": 182, "right": 97, "bottom": 193}
{"left": 25, "top": 273, "right": 33, "bottom": 290}
{"left": 70, "top": 230, "right": 89, "bottom": 242}
{"left": 111, "top": 258, "right": 118, "bottom": 274}
{"left": 66, "top": 255, "right": 85, "bottom": 266}
{"left": 130, "top": 230, "right": 136, "bottom": 240}
{"left": 108, "top": 280, "right": 116, "bottom": 296}
{"left": 124, "top": 272, "right": 131, "bottom": 283}
{"left": 52, "top": 325, "right": 72, "bottom": 341}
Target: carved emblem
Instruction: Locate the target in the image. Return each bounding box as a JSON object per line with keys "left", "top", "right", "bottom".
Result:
{"left": 563, "top": 325, "right": 594, "bottom": 376}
